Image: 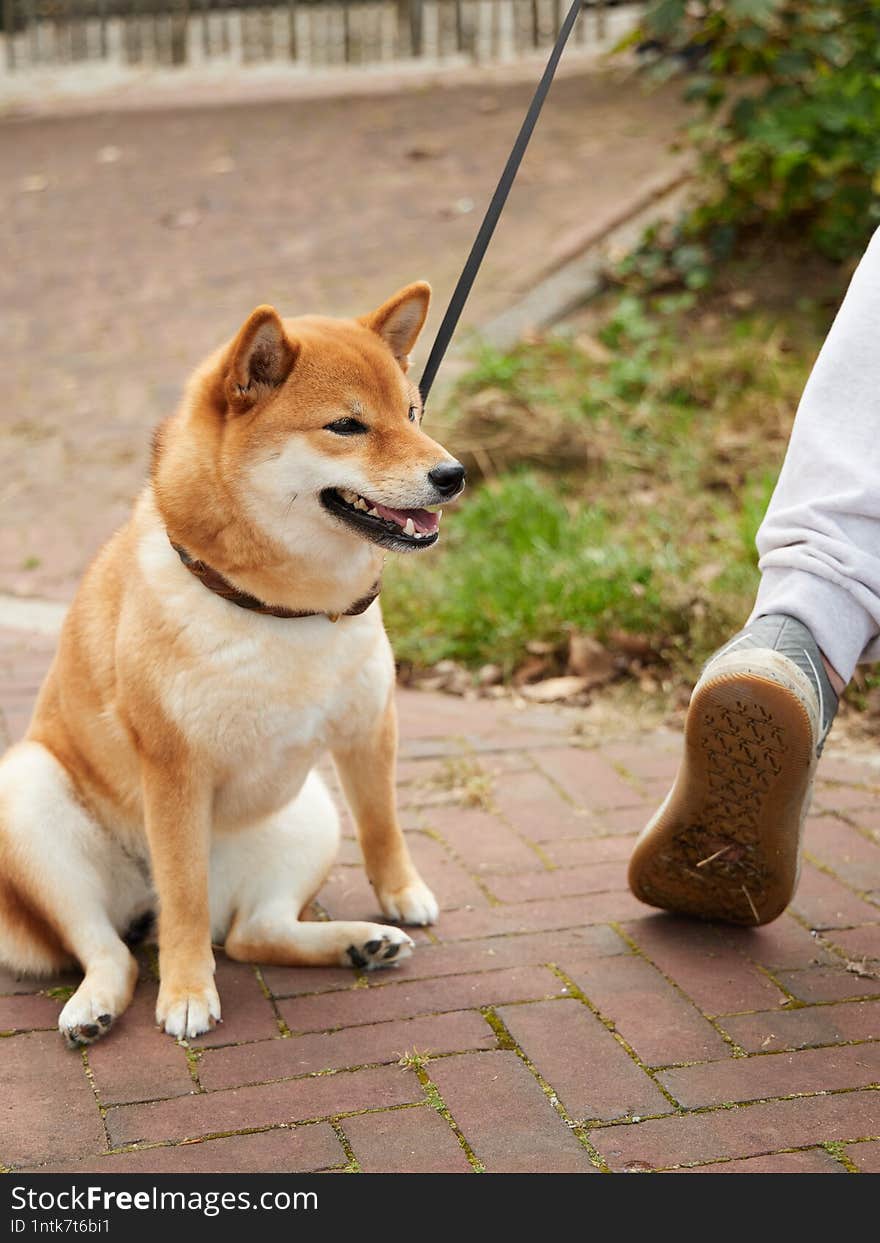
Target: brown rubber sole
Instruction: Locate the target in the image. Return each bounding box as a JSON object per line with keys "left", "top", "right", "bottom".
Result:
{"left": 628, "top": 670, "right": 816, "bottom": 926}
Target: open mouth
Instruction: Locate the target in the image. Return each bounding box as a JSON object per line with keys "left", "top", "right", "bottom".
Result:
{"left": 320, "top": 487, "right": 441, "bottom": 551}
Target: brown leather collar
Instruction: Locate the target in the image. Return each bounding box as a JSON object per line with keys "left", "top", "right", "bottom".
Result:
{"left": 170, "top": 540, "right": 380, "bottom": 622}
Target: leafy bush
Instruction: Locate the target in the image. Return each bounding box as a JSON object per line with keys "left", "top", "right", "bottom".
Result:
{"left": 635, "top": 1, "right": 880, "bottom": 265}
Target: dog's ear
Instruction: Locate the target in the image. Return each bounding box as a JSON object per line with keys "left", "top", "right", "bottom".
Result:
{"left": 359, "top": 282, "right": 431, "bottom": 372}
{"left": 225, "top": 306, "right": 297, "bottom": 413}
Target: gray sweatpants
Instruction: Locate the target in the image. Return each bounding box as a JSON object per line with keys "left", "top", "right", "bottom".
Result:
{"left": 748, "top": 226, "right": 880, "bottom": 682}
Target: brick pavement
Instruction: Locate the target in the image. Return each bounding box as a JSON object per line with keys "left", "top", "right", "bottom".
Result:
{"left": 2, "top": 624, "right": 880, "bottom": 1173}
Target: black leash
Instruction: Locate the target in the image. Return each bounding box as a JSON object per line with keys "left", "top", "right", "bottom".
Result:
{"left": 419, "top": 0, "right": 584, "bottom": 405}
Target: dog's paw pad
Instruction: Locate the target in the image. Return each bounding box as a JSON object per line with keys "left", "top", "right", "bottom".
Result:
{"left": 345, "top": 928, "right": 414, "bottom": 971}
{"left": 61, "top": 1011, "right": 114, "bottom": 1049}
{"left": 59, "top": 996, "right": 116, "bottom": 1049}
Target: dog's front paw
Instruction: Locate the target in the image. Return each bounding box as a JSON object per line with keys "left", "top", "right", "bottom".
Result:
{"left": 58, "top": 957, "right": 137, "bottom": 1048}
{"left": 343, "top": 924, "right": 414, "bottom": 971}
{"left": 59, "top": 1000, "right": 116, "bottom": 1049}
{"left": 377, "top": 876, "right": 439, "bottom": 926}
{"left": 156, "top": 981, "right": 221, "bottom": 1040}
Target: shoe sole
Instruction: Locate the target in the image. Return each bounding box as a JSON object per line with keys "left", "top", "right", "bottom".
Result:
{"left": 628, "top": 655, "right": 819, "bottom": 926}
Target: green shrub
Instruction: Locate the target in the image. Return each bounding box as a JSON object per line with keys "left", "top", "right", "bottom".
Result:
{"left": 635, "top": 1, "right": 880, "bottom": 266}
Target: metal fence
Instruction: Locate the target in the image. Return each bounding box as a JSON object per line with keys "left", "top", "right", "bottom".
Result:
{"left": 1, "top": 0, "right": 642, "bottom": 73}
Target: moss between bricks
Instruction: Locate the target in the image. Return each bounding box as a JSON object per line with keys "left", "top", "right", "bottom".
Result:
{"left": 413, "top": 1064, "right": 484, "bottom": 1172}
{"left": 608, "top": 921, "right": 749, "bottom": 1059}
{"left": 329, "top": 1120, "right": 361, "bottom": 1173}
{"left": 544, "top": 965, "right": 682, "bottom": 1117}
{"left": 481, "top": 1006, "right": 609, "bottom": 1172}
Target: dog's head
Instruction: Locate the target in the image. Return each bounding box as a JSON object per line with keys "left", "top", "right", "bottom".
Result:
{"left": 205, "top": 282, "right": 464, "bottom": 556}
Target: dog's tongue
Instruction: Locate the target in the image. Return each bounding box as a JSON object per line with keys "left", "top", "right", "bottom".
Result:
{"left": 373, "top": 503, "right": 440, "bottom": 534}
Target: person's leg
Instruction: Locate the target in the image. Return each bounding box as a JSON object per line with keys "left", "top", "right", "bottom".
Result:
{"left": 749, "top": 225, "right": 880, "bottom": 683}
{"left": 629, "top": 227, "right": 880, "bottom": 925}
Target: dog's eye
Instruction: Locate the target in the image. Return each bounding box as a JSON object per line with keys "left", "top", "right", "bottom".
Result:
{"left": 408, "top": 406, "right": 419, "bottom": 423}
{"left": 324, "top": 418, "right": 368, "bottom": 436}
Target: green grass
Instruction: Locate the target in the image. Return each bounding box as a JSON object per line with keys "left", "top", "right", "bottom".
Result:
{"left": 387, "top": 473, "right": 690, "bottom": 674}
{"left": 384, "top": 285, "right": 834, "bottom": 686}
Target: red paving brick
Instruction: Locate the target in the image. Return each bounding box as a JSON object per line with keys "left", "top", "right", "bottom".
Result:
{"left": 601, "top": 739, "right": 681, "bottom": 785}
{"left": 434, "top": 891, "right": 648, "bottom": 940}
{"left": 812, "top": 781, "right": 880, "bottom": 815}
{"left": 428, "top": 1050, "right": 598, "bottom": 1172}
{"left": 591, "top": 804, "right": 658, "bottom": 836}
{"left": 486, "top": 861, "right": 629, "bottom": 903}
{"left": 200, "top": 1010, "right": 496, "bottom": 1091}
{"left": 850, "top": 805, "right": 880, "bottom": 845}
{"left": 496, "top": 998, "right": 670, "bottom": 1122}
{"left": 790, "top": 863, "right": 880, "bottom": 930}
{"left": 720, "top": 915, "right": 837, "bottom": 971}
{"left": 492, "top": 769, "right": 599, "bottom": 841}
{"left": 389, "top": 926, "right": 629, "bottom": 982}
{"left": 593, "top": 1089, "right": 880, "bottom": 1171}
{"left": 565, "top": 955, "right": 731, "bottom": 1066}
{"left": 804, "top": 816, "right": 880, "bottom": 892}
{"left": 106, "top": 1065, "right": 424, "bottom": 1147}
{"left": 277, "top": 965, "right": 562, "bottom": 1033}
{"left": 543, "top": 834, "right": 639, "bottom": 868}
{"left": 658, "top": 1043, "right": 880, "bottom": 1108}
{"left": 3, "top": 1032, "right": 106, "bottom": 1168}
{"left": 622, "top": 918, "right": 786, "bottom": 1016}
{"left": 672, "top": 1148, "right": 846, "bottom": 1173}
{"left": 776, "top": 965, "right": 880, "bottom": 1004}
{"left": 0, "top": 993, "right": 62, "bottom": 1033}
{"left": 31, "top": 1125, "right": 346, "bottom": 1174}
{"left": 258, "top": 963, "right": 370, "bottom": 999}
{"left": 720, "top": 999, "right": 880, "bottom": 1053}
{"left": 847, "top": 1138, "right": 880, "bottom": 1172}
{"left": 827, "top": 925, "right": 880, "bottom": 961}
{"left": 343, "top": 1103, "right": 474, "bottom": 1173}
{"left": 87, "top": 990, "right": 197, "bottom": 1106}
{"left": 533, "top": 747, "right": 644, "bottom": 812}
{"left": 422, "top": 806, "right": 544, "bottom": 874}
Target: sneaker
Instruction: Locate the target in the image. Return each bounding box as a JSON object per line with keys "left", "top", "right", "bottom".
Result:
{"left": 628, "top": 614, "right": 839, "bottom": 926}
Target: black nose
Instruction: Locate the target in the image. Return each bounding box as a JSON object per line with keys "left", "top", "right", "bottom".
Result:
{"left": 428, "top": 461, "right": 466, "bottom": 498}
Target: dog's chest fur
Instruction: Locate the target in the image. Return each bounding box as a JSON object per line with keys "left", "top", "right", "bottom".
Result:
{"left": 137, "top": 524, "right": 393, "bottom": 826}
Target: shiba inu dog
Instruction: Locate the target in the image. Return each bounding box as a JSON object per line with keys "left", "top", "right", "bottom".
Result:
{"left": 0, "top": 282, "right": 465, "bottom": 1046}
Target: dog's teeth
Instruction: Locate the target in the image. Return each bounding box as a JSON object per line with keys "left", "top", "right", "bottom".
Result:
{"left": 403, "top": 518, "right": 416, "bottom": 537}
{"left": 367, "top": 507, "right": 380, "bottom": 517}
{"left": 355, "top": 498, "right": 368, "bottom": 511}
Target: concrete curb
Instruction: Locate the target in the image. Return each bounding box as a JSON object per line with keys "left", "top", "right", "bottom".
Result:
{"left": 480, "top": 168, "right": 692, "bottom": 349}
{"left": 0, "top": 45, "right": 619, "bottom": 121}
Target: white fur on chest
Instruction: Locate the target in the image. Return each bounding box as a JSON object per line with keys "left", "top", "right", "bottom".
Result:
{"left": 136, "top": 523, "right": 393, "bottom": 824}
